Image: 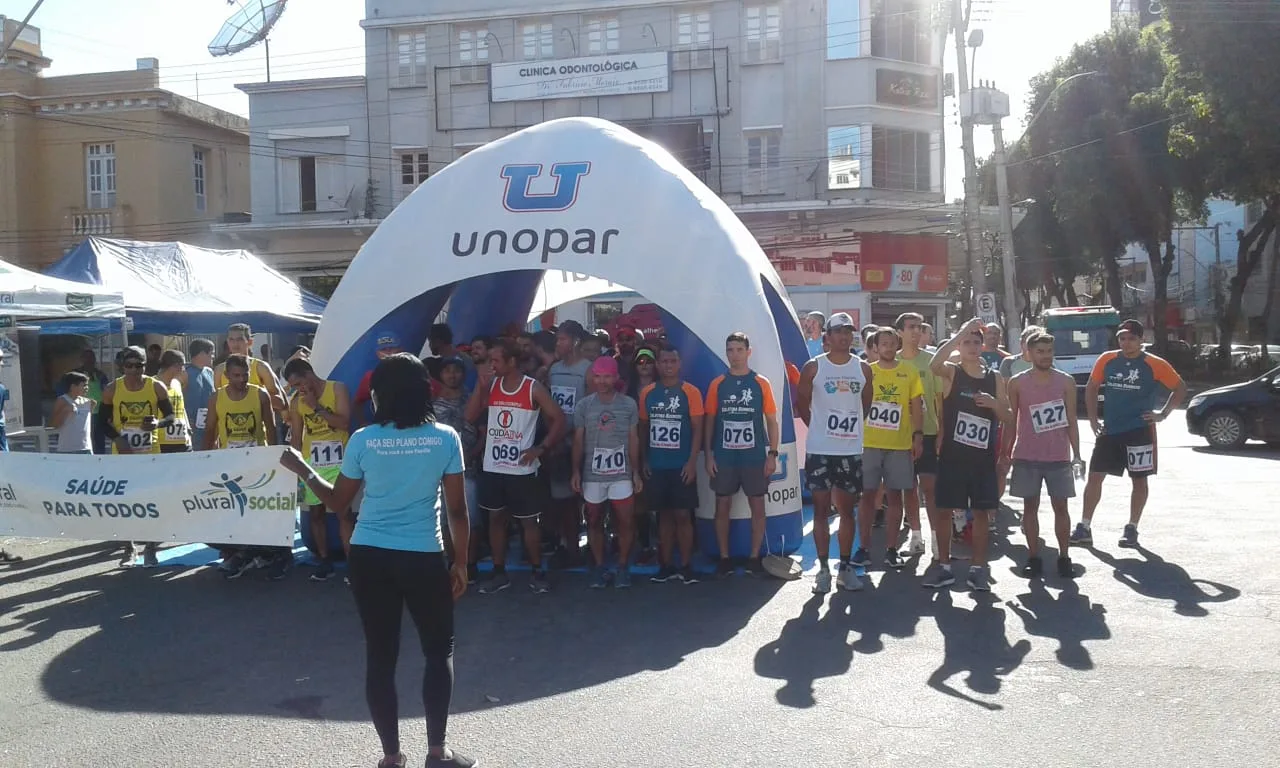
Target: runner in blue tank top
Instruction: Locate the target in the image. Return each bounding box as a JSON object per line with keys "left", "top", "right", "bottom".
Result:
{"left": 703, "top": 332, "right": 781, "bottom": 578}
{"left": 1074, "top": 319, "right": 1186, "bottom": 549}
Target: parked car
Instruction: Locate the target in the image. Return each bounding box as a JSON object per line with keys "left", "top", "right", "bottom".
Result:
{"left": 1185, "top": 364, "right": 1280, "bottom": 449}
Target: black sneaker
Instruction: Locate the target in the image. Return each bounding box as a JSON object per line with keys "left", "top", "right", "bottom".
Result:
{"left": 0, "top": 549, "right": 22, "bottom": 564}
{"left": 310, "top": 560, "right": 336, "bottom": 582}
{"left": 426, "top": 748, "right": 477, "bottom": 768}
{"left": 1118, "top": 524, "right": 1139, "bottom": 549}
{"left": 650, "top": 566, "right": 678, "bottom": 583}
{"left": 742, "top": 557, "right": 763, "bottom": 577}
{"left": 922, "top": 564, "right": 956, "bottom": 589}
{"left": 715, "top": 558, "right": 735, "bottom": 578}
{"left": 850, "top": 547, "right": 871, "bottom": 567}
{"left": 1020, "top": 556, "right": 1043, "bottom": 579}
{"left": 678, "top": 567, "right": 700, "bottom": 585}
{"left": 1057, "top": 556, "right": 1074, "bottom": 578}
{"left": 884, "top": 549, "right": 904, "bottom": 569}
{"left": 222, "top": 553, "right": 252, "bottom": 580}
{"left": 267, "top": 556, "right": 292, "bottom": 581}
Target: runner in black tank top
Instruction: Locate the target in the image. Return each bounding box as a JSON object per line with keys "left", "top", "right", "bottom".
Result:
{"left": 927, "top": 319, "right": 1013, "bottom": 592}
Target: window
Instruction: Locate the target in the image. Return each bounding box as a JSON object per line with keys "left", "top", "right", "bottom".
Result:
{"left": 743, "top": 130, "right": 781, "bottom": 195}
{"left": 457, "top": 27, "right": 489, "bottom": 83}
{"left": 677, "top": 9, "right": 713, "bottom": 67}
{"left": 85, "top": 143, "right": 116, "bottom": 209}
{"left": 827, "top": 0, "right": 861, "bottom": 59}
{"left": 193, "top": 147, "right": 207, "bottom": 211}
{"left": 870, "top": 0, "right": 932, "bottom": 65}
{"left": 400, "top": 151, "right": 429, "bottom": 187}
{"left": 827, "top": 126, "right": 863, "bottom": 189}
{"left": 588, "top": 301, "right": 623, "bottom": 331}
{"left": 745, "top": 5, "right": 781, "bottom": 63}
{"left": 394, "top": 28, "right": 428, "bottom": 86}
{"left": 586, "top": 17, "right": 620, "bottom": 54}
{"left": 871, "top": 127, "right": 930, "bottom": 192}
{"left": 522, "top": 21, "right": 553, "bottom": 60}
{"left": 299, "top": 156, "right": 317, "bottom": 211}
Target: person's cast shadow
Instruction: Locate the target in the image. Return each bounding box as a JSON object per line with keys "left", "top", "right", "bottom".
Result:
{"left": 1090, "top": 545, "right": 1240, "bottom": 617}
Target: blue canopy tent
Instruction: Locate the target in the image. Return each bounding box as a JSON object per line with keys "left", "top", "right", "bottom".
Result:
{"left": 311, "top": 118, "right": 810, "bottom": 558}
{"left": 42, "top": 237, "right": 326, "bottom": 334}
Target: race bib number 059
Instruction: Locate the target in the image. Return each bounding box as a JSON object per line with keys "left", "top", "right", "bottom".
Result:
{"left": 953, "top": 411, "right": 991, "bottom": 449}
{"left": 649, "top": 420, "right": 681, "bottom": 450}
{"left": 1029, "top": 399, "right": 1067, "bottom": 433}
{"left": 721, "top": 423, "right": 756, "bottom": 450}
{"left": 1126, "top": 444, "right": 1155, "bottom": 473}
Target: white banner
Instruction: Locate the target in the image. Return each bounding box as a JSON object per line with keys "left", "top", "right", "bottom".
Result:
{"left": 490, "top": 51, "right": 670, "bottom": 103}
{"left": 0, "top": 447, "right": 298, "bottom": 546}
{"left": 0, "top": 329, "right": 21, "bottom": 432}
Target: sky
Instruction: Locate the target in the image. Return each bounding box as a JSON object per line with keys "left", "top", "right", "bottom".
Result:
{"left": 4, "top": 0, "right": 1111, "bottom": 200}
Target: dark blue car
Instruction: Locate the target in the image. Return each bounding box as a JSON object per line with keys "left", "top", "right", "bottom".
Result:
{"left": 1185, "top": 365, "right": 1280, "bottom": 449}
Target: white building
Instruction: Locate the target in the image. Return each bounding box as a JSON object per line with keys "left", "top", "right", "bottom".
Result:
{"left": 215, "top": 0, "right": 965, "bottom": 327}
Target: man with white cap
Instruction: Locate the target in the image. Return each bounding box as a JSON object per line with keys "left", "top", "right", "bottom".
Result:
{"left": 797, "top": 312, "right": 873, "bottom": 593}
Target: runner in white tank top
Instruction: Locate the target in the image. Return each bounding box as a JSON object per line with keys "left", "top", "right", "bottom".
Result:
{"left": 465, "top": 339, "right": 566, "bottom": 595}
{"left": 797, "top": 313, "right": 874, "bottom": 595}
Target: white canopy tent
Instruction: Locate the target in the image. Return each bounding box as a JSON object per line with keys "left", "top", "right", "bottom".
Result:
{"left": 0, "top": 259, "right": 126, "bottom": 322}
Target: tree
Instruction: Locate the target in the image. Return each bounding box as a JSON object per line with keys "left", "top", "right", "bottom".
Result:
{"left": 1162, "top": 0, "right": 1280, "bottom": 360}
{"left": 1016, "top": 26, "right": 1205, "bottom": 352}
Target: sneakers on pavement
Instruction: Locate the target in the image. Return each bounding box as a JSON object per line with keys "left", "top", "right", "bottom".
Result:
{"left": 479, "top": 572, "right": 511, "bottom": 594}
{"left": 966, "top": 566, "right": 991, "bottom": 592}
{"left": 530, "top": 570, "right": 550, "bottom": 593}
{"left": 1057, "top": 556, "right": 1074, "bottom": 578}
{"left": 426, "top": 748, "right": 477, "bottom": 768}
{"left": 588, "top": 566, "right": 609, "bottom": 589}
{"left": 677, "top": 567, "right": 700, "bottom": 585}
{"left": 1118, "top": 524, "right": 1139, "bottom": 549}
{"left": 1020, "top": 556, "right": 1043, "bottom": 579}
{"left": 221, "top": 553, "right": 252, "bottom": 580}
{"left": 850, "top": 547, "right": 871, "bottom": 567}
{"left": 267, "top": 555, "right": 292, "bottom": 581}
{"left": 310, "top": 560, "right": 336, "bottom": 582}
{"left": 614, "top": 568, "right": 632, "bottom": 589}
{"left": 743, "top": 558, "right": 763, "bottom": 577}
{"left": 715, "top": 558, "right": 735, "bottom": 578}
{"left": 884, "top": 549, "right": 905, "bottom": 569}
{"left": 905, "top": 536, "right": 927, "bottom": 557}
{"left": 813, "top": 567, "right": 833, "bottom": 594}
{"left": 0, "top": 549, "right": 23, "bottom": 564}
{"left": 1070, "top": 522, "right": 1092, "bottom": 546}
{"left": 837, "top": 565, "right": 863, "bottom": 592}
{"left": 922, "top": 564, "right": 956, "bottom": 589}
{"left": 650, "top": 566, "right": 678, "bottom": 583}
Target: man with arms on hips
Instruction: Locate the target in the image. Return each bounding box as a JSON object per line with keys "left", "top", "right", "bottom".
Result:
{"left": 466, "top": 339, "right": 565, "bottom": 594}
{"left": 545, "top": 320, "right": 592, "bottom": 568}
{"left": 99, "top": 346, "right": 176, "bottom": 567}
{"left": 853, "top": 327, "right": 924, "bottom": 571}
{"left": 639, "top": 345, "right": 705, "bottom": 585}
{"left": 284, "top": 357, "right": 352, "bottom": 582}
{"left": 204, "top": 353, "right": 283, "bottom": 579}
{"left": 895, "top": 312, "right": 939, "bottom": 558}
{"left": 703, "top": 332, "right": 782, "bottom": 578}
{"left": 1073, "top": 319, "right": 1186, "bottom": 549}
{"left": 1004, "top": 331, "right": 1083, "bottom": 578}
{"left": 572, "top": 356, "right": 644, "bottom": 588}
{"left": 180, "top": 339, "right": 217, "bottom": 451}
{"left": 927, "top": 319, "right": 1014, "bottom": 591}
{"left": 797, "top": 313, "right": 874, "bottom": 593}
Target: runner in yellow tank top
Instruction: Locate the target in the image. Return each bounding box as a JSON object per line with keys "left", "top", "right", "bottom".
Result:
{"left": 156, "top": 350, "right": 193, "bottom": 452}
{"left": 99, "top": 347, "right": 173, "bottom": 456}
{"left": 284, "top": 357, "right": 352, "bottom": 580}
{"left": 202, "top": 354, "right": 277, "bottom": 450}
{"left": 214, "top": 322, "right": 288, "bottom": 414}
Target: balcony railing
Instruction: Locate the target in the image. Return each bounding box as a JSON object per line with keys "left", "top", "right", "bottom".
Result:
{"left": 66, "top": 207, "right": 124, "bottom": 238}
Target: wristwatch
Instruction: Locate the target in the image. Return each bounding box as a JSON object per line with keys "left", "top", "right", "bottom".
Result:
{"left": 767, "top": 449, "right": 779, "bottom": 457}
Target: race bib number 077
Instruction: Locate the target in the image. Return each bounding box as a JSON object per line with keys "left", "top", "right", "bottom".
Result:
{"left": 1126, "top": 444, "right": 1155, "bottom": 473}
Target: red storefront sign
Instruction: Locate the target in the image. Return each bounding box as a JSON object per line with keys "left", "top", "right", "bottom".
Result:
{"left": 856, "top": 233, "right": 948, "bottom": 293}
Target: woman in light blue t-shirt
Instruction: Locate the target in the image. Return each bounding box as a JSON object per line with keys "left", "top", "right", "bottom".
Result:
{"left": 281, "top": 353, "right": 475, "bottom": 768}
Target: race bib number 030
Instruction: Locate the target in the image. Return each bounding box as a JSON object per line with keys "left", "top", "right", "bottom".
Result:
{"left": 309, "top": 440, "right": 344, "bottom": 468}
{"left": 953, "top": 411, "right": 991, "bottom": 449}
{"left": 592, "top": 446, "right": 627, "bottom": 476}
{"left": 551, "top": 385, "right": 577, "bottom": 415}
{"left": 1126, "top": 443, "right": 1155, "bottom": 473}
{"left": 649, "top": 419, "right": 681, "bottom": 450}
{"left": 824, "top": 409, "right": 861, "bottom": 440}
{"left": 1029, "top": 399, "right": 1067, "bottom": 433}
{"left": 721, "top": 423, "right": 756, "bottom": 450}
{"left": 866, "top": 401, "right": 902, "bottom": 431}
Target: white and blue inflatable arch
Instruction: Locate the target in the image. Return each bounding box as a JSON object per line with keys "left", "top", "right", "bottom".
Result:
{"left": 311, "top": 117, "right": 810, "bottom": 557}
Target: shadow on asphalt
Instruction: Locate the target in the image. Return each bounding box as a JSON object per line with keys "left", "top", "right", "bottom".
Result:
{"left": 1191, "top": 444, "right": 1280, "bottom": 461}
{"left": 1090, "top": 545, "right": 1240, "bottom": 617}
{"left": 0, "top": 559, "right": 781, "bottom": 721}
{"left": 1006, "top": 580, "right": 1110, "bottom": 671}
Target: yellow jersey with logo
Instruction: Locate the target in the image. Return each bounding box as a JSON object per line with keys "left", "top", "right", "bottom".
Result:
{"left": 298, "top": 381, "right": 349, "bottom": 470}
{"left": 215, "top": 385, "right": 268, "bottom": 448}
{"left": 214, "top": 358, "right": 272, "bottom": 391}
{"left": 863, "top": 361, "right": 924, "bottom": 452}
{"left": 157, "top": 378, "right": 192, "bottom": 449}
{"left": 111, "top": 376, "right": 161, "bottom": 455}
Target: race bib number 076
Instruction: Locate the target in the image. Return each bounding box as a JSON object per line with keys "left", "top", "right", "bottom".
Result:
{"left": 721, "top": 423, "right": 755, "bottom": 450}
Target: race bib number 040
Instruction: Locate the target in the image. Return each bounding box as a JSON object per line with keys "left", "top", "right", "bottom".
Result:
{"left": 1029, "top": 399, "right": 1067, "bottom": 433}
{"left": 953, "top": 411, "right": 991, "bottom": 449}
{"left": 649, "top": 420, "right": 681, "bottom": 450}
{"left": 1126, "top": 443, "right": 1155, "bottom": 473}
{"left": 866, "top": 401, "right": 902, "bottom": 431}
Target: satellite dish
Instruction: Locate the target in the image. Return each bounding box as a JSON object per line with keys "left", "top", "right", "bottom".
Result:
{"left": 208, "top": 0, "right": 288, "bottom": 81}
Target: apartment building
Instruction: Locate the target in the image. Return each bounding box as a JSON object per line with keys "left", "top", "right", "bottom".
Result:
{"left": 0, "top": 19, "right": 250, "bottom": 269}
{"left": 218, "top": 0, "right": 958, "bottom": 324}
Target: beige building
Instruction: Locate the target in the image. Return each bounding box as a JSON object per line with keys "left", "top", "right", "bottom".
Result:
{"left": 0, "top": 19, "right": 251, "bottom": 269}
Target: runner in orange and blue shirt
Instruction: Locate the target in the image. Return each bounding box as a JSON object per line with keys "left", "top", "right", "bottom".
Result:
{"left": 1074, "top": 318, "right": 1187, "bottom": 549}
{"left": 703, "top": 332, "right": 781, "bottom": 579}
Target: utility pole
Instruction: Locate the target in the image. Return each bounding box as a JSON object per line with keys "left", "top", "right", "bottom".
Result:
{"left": 991, "top": 115, "right": 1021, "bottom": 351}
{"left": 953, "top": 0, "right": 985, "bottom": 298}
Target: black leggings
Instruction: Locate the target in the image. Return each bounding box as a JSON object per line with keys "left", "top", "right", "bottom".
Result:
{"left": 348, "top": 545, "right": 455, "bottom": 755}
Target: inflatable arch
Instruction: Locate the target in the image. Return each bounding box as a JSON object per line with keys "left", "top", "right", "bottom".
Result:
{"left": 310, "top": 117, "right": 809, "bottom": 558}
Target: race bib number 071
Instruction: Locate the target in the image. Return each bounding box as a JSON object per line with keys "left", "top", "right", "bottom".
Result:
{"left": 1126, "top": 444, "right": 1155, "bottom": 473}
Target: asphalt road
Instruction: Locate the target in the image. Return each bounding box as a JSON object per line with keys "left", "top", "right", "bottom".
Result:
{"left": 2, "top": 417, "right": 1276, "bottom": 768}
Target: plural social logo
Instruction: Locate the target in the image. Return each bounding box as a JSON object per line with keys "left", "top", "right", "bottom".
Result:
{"left": 184, "top": 470, "right": 295, "bottom": 517}
{"left": 451, "top": 160, "right": 619, "bottom": 262}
